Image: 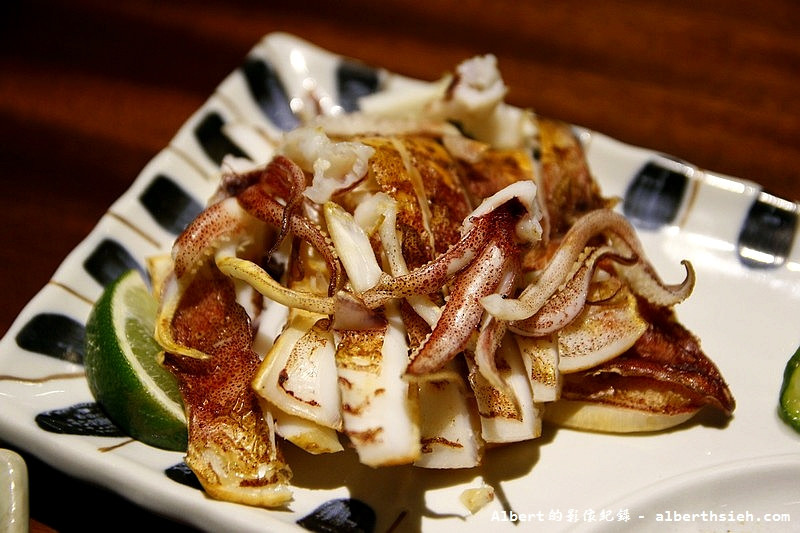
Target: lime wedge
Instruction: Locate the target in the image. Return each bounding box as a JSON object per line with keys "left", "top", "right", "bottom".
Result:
{"left": 779, "top": 345, "right": 800, "bottom": 433}
{"left": 84, "top": 269, "right": 187, "bottom": 451}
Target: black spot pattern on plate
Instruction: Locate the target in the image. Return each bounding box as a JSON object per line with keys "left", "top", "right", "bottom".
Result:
{"left": 193, "top": 111, "right": 248, "bottom": 166}
{"left": 737, "top": 191, "right": 798, "bottom": 268}
{"left": 336, "top": 60, "right": 381, "bottom": 113}
{"left": 242, "top": 57, "right": 301, "bottom": 131}
{"left": 164, "top": 462, "right": 203, "bottom": 491}
{"left": 15, "top": 313, "right": 85, "bottom": 363}
{"left": 83, "top": 238, "right": 143, "bottom": 287}
{"left": 623, "top": 160, "right": 689, "bottom": 230}
{"left": 139, "top": 174, "right": 204, "bottom": 235}
{"left": 35, "top": 402, "right": 126, "bottom": 437}
{"left": 297, "top": 498, "right": 376, "bottom": 533}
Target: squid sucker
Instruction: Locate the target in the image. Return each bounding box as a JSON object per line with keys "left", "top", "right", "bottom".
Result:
{"left": 152, "top": 55, "right": 734, "bottom": 508}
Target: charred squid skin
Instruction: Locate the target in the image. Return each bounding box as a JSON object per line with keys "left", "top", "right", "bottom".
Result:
{"left": 164, "top": 266, "right": 292, "bottom": 507}
{"left": 561, "top": 297, "right": 736, "bottom": 418}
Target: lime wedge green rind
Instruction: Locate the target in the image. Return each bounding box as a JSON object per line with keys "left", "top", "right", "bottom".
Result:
{"left": 779, "top": 345, "right": 800, "bottom": 433}
{"left": 118, "top": 283, "right": 185, "bottom": 416}
{"left": 84, "top": 269, "right": 188, "bottom": 451}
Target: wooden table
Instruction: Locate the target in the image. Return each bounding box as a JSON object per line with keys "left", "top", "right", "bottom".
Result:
{"left": 2, "top": 1, "right": 798, "bottom": 530}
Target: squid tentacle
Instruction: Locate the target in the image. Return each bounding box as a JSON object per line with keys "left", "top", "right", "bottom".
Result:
{"left": 474, "top": 254, "right": 519, "bottom": 397}
{"left": 171, "top": 196, "right": 262, "bottom": 280}
{"left": 406, "top": 213, "right": 518, "bottom": 375}
{"left": 360, "top": 212, "right": 494, "bottom": 307}
{"left": 237, "top": 185, "right": 344, "bottom": 296}
{"left": 262, "top": 155, "right": 309, "bottom": 260}
{"left": 216, "top": 254, "right": 336, "bottom": 315}
{"left": 481, "top": 209, "right": 695, "bottom": 322}
{"left": 509, "top": 246, "right": 636, "bottom": 336}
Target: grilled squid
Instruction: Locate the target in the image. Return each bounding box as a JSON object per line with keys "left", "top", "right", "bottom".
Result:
{"left": 153, "top": 55, "right": 734, "bottom": 509}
